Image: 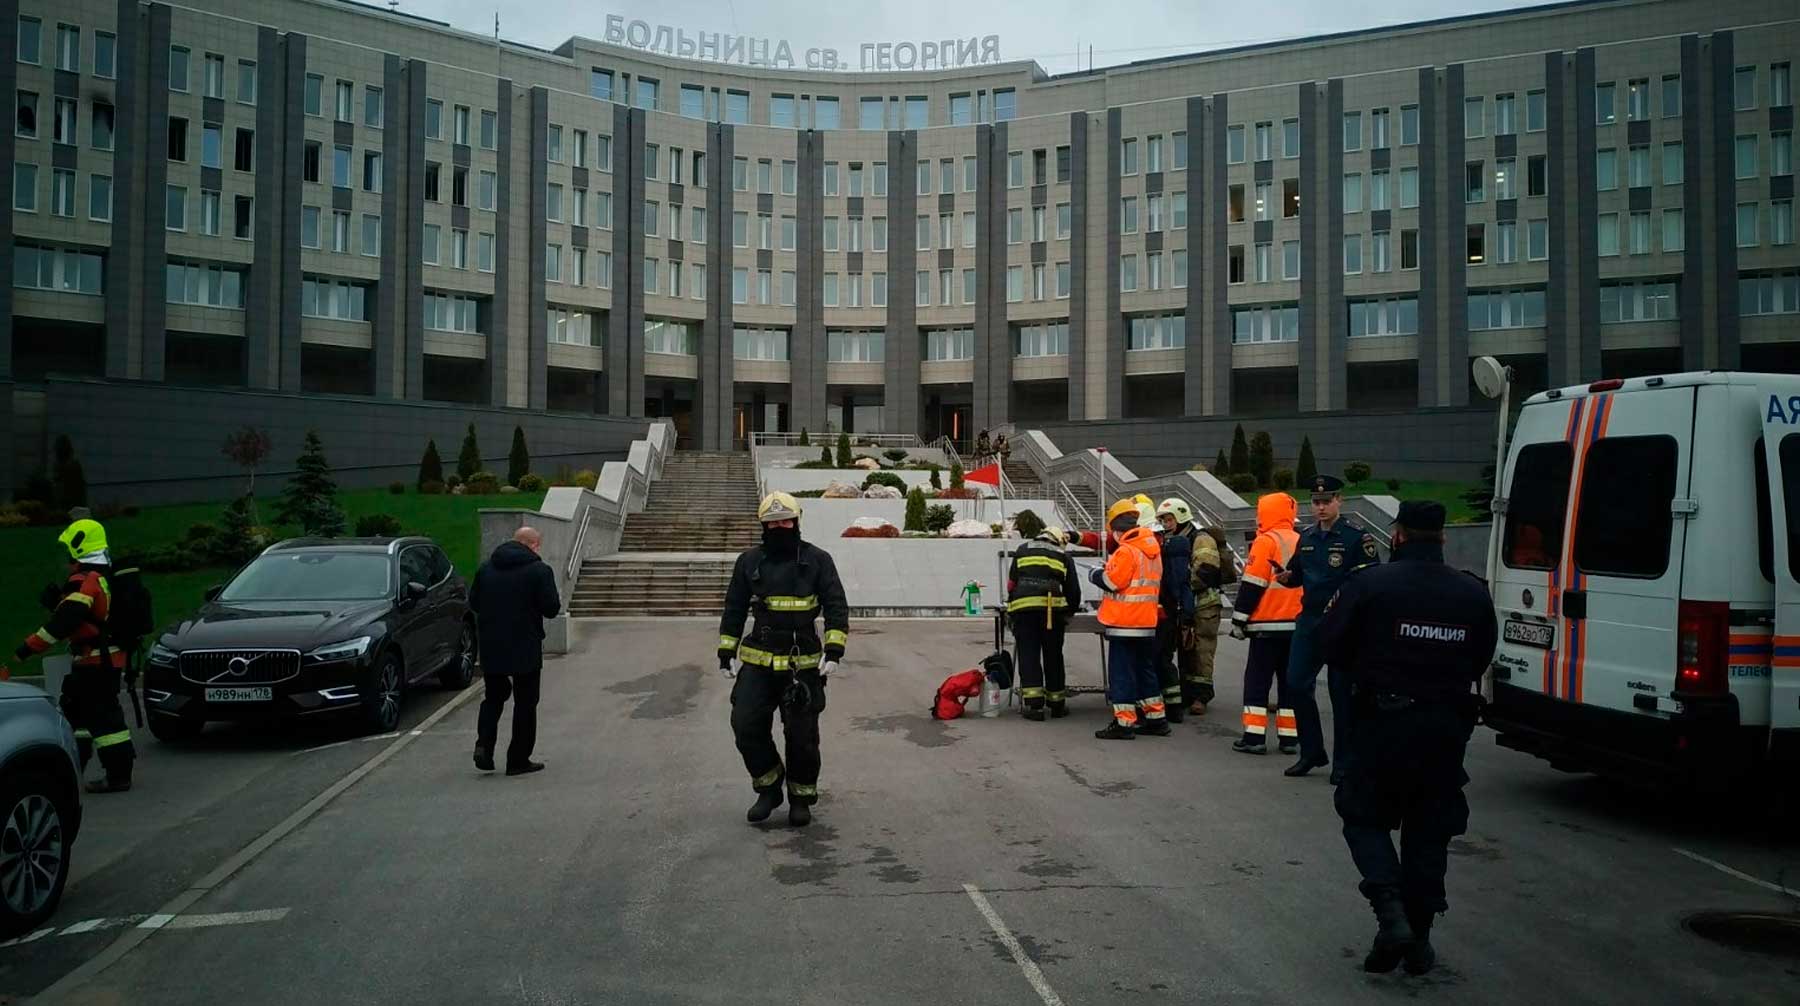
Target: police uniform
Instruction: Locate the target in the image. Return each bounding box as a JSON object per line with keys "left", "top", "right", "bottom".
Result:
{"left": 1005, "top": 532, "right": 1083, "bottom": 719}
{"left": 719, "top": 495, "right": 850, "bottom": 827}
{"left": 1284, "top": 475, "right": 1381, "bottom": 778}
{"left": 1317, "top": 501, "right": 1497, "bottom": 975}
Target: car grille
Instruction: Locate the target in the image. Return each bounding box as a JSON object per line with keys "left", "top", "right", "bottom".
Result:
{"left": 179, "top": 649, "right": 303, "bottom": 685}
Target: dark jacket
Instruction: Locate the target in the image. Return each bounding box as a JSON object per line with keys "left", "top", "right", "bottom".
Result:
{"left": 719, "top": 541, "right": 851, "bottom": 661}
{"left": 1317, "top": 540, "right": 1497, "bottom": 702}
{"left": 1158, "top": 530, "right": 1196, "bottom": 620}
{"left": 1006, "top": 540, "right": 1083, "bottom": 624}
{"left": 469, "top": 541, "right": 562, "bottom": 677}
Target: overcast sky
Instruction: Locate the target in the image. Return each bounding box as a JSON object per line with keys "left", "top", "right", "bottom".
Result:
{"left": 397, "top": 0, "right": 1549, "bottom": 75}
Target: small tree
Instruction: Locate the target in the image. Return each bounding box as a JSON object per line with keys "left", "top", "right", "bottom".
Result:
{"left": 219, "top": 427, "right": 273, "bottom": 519}
{"left": 950, "top": 462, "right": 966, "bottom": 490}
{"left": 277, "top": 430, "right": 347, "bottom": 537}
{"left": 798, "top": 427, "right": 810, "bottom": 446}
{"left": 1249, "top": 431, "right": 1275, "bottom": 488}
{"left": 925, "top": 503, "right": 956, "bottom": 534}
{"left": 457, "top": 423, "right": 482, "bottom": 481}
{"left": 1464, "top": 463, "right": 1496, "bottom": 516}
{"left": 215, "top": 494, "right": 262, "bottom": 566}
{"left": 818, "top": 445, "right": 833, "bottom": 466}
{"left": 929, "top": 467, "right": 943, "bottom": 490}
{"left": 51, "top": 435, "right": 88, "bottom": 511}
{"left": 904, "top": 487, "right": 928, "bottom": 532}
{"left": 1272, "top": 468, "right": 1295, "bottom": 490}
{"left": 1230, "top": 425, "right": 1251, "bottom": 478}
{"left": 507, "top": 426, "right": 531, "bottom": 487}
{"left": 835, "top": 431, "right": 853, "bottom": 468}
{"left": 418, "top": 439, "right": 445, "bottom": 490}
{"left": 1344, "top": 460, "right": 1374, "bottom": 486}
{"left": 1214, "top": 449, "right": 1230, "bottom": 476}
{"left": 1296, "top": 436, "right": 1319, "bottom": 487}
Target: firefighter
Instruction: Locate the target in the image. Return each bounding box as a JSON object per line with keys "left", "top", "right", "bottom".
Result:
{"left": 1319, "top": 501, "right": 1497, "bottom": 975}
{"left": 1187, "top": 524, "right": 1229, "bottom": 716}
{"left": 1005, "top": 527, "right": 1082, "bottom": 721}
{"left": 15, "top": 519, "right": 136, "bottom": 793}
{"left": 718, "top": 492, "right": 849, "bottom": 828}
{"left": 1090, "top": 499, "right": 1166, "bottom": 740}
{"left": 1153, "top": 499, "right": 1197, "bottom": 723}
{"left": 1279, "top": 474, "right": 1382, "bottom": 781}
{"left": 1227, "top": 493, "right": 1302, "bottom": 757}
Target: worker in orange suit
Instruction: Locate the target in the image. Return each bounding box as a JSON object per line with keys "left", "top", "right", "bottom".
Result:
{"left": 1228, "top": 493, "right": 1303, "bottom": 757}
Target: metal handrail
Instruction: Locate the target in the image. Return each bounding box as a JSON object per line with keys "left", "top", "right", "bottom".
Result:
{"left": 751, "top": 431, "right": 920, "bottom": 449}
{"left": 565, "top": 503, "right": 599, "bottom": 585}
{"left": 1057, "top": 481, "right": 1095, "bottom": 532}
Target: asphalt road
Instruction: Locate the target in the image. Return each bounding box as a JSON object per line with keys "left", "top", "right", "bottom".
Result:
{"left": 6, "top": 620, "right": 1797, "bottom": 1004}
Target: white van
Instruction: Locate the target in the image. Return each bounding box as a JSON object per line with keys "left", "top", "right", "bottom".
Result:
{"left": 1485, "top": 372, "right": 1800, "bottom": 781}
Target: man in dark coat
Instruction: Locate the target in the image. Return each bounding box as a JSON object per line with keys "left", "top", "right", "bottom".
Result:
{"left": 471, "top": 526, "right": 562, "bottom": 776}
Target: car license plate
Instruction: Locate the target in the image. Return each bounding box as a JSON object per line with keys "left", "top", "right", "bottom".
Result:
{"left": 1503, "top": 619, "right": 1554, "bottom": 650}
{"left": 205, "top": 686, "right": 273, "bottom": 703}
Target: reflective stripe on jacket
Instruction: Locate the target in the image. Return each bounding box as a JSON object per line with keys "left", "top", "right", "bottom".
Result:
{"left": 1006, "top": 542, "right": 1079, "bottom": 613}
{"left": 1098, "top": 527, "right": 1162, "bottom": 637}
{"left": 1231, "top": 494, "right": 1303, "bottom": 634}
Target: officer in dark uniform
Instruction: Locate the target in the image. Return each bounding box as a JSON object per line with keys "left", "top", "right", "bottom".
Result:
{"left": 1318, "top": 500, "right": 1497, "bottom": 976}
{"left": 1278, "top": 474, "right": 1380, "bottom": 780}
{"left": 718, "top": 492, "right": 851, "bottom": 828}
{"left": 1005, "top": 527, "right": 1082, "bottom": 721}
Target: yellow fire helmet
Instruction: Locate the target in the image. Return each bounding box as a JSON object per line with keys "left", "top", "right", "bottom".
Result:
{"left": 59, "top": 518, "right": 109, "bottom": 562}
{"left": 1036, "top": 526, "right": 1067, "bottom": 547}
{"left": 757, "top": 492, "right": 803, "bottom": 523}
{"left": 1105, "top": 499, "right": 1141, "bottom": 527}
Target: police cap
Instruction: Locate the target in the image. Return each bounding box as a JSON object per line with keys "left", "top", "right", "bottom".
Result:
{"left": 1394, "top": 500, "right": 1447, "bottom": 534}
{"left": 1309, "top": 474, "right": 1345, "bottom": 497}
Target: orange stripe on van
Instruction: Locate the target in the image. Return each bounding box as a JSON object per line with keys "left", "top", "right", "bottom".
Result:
{"left": 1558, "top": 394, "right": 1603, "bottom": 702}
{"left": 1774, "top": 635, "right": 1800, "bottom": 669}
{"left": 1570, "top": 393, "right": 1614, "bottom": 704}
{"left": 1546, "top": 397, "right": 1587, "bottom": 697}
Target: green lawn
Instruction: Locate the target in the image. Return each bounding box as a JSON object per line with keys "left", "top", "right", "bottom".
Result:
{"left": 1, "top": 487, "right": 543, "bottom": 679}
{"left": 1245, "top": 480, "right": 1484, "bottom": 525}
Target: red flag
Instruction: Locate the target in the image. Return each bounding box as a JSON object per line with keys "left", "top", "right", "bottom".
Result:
{"left": 964, "top": 463, "right": 1002, "bottom": 486}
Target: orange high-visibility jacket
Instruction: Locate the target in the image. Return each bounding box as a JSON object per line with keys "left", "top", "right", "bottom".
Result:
{"left": 1230, "top": 494, "right": 1302, "bottom": 634}
{"left": 1097, "top": 526, "right": 1162, "bottom": 637}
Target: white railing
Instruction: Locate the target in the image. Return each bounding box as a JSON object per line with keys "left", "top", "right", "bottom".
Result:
{"left": 1057, "top": 481, "right": 1095, "bottom": 532}
{"left": 752, "top": 431, "right": 920, "bottom": 449}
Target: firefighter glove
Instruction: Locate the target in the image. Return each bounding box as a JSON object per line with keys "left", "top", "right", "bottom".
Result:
{"left": 821, "top": 660, "right": 840, "bottom": 679}
{"left": 1228, "top": 621, "right": 1248, "bottom": 641}
{"left": 719, "top": 657, "right": 738, "bottom": 680}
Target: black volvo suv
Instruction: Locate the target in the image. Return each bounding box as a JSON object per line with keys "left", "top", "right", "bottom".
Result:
{"left": 142, "top": 537, "right": 477, "bottom": 739}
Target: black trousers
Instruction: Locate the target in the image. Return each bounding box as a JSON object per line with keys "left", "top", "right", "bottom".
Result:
{"left": 730, "top": 667, "right": 825, "bottom": 803}
{"left": 1154, "top": 618, "right": 1184, "bottom": 706}
{"left": 1335, "top": 700, "right": 1475, "bottom": 916}
{"left": 1013, "top": 615, "right": 1067, "bottom": 708}
{"left": 476, "top": 671, "right": 541, "bottom": 768}
{"left": 62, "top": 662, "right": 135, "bottom": 783}
{"left": 1239, "top": 632, "right": 1295, "bottom": 744}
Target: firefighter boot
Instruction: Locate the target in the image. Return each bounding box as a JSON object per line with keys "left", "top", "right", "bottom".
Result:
{"left": 1362, "top": 897, "right": 1416, "bottom": 974}
{"left": 789, "top": 801, "right": 812, "bottom": 827}
{"left": 1165, "top": 703, "right": 1186, "bottom": 724}
{"left": 1404, "top": 910, "right": 1437, "bottom": 975}
{"left": 746, "top": 787, "right": 784, "bottom": 823}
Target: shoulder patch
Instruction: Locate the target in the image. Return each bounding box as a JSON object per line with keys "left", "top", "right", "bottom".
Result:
{"left": 1362, "top": 536, "right": 1379, "bottom": 558}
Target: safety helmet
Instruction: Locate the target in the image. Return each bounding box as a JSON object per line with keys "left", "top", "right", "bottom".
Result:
{"left": 59, "top": 518, "right": 109, "bottom": 562}
{"left": 1156, "top": 498, "right": 1194, "bottom": 524}
{"left": 757, "top": 491, "right": 803, "bottom": 523}
{"left": 1036, "top": 526, "right": 1067, "bottom": 548}
{"left": 1106, "top": 499, "right": 1140, "bottom": 528}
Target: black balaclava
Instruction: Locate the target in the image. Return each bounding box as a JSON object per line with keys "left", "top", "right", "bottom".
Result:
{"left": 762, "top": 523, "right": 801, "bottom": 557}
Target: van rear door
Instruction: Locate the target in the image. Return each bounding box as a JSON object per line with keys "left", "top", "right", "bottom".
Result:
{"left": 1760, "top": 383, "right": 1800, "bottom": 738}
{"left": 1492, "top": 398, "right": 1581, "bottom": 695}
{"left": 1556, "top": 387, "right": 1693, "bottom": 714}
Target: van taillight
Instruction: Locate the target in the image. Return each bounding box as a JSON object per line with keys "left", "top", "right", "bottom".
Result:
{"left": 1675, "top": 600, "right": 1729, "bottom": 695}
{"left": 1588, "top": 378, "right": 1625, "bottom": 393}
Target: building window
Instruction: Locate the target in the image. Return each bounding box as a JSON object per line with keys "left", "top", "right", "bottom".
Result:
{"left": 597, "top": 135, "right": 612, "bottom": 171}
{"left": 1662, "top": 208, "right": 1684, "bottom": 252}
{"left": 1009, "top": 150, "right": 1025, "bottom": 187}
{"left": 1013, "top": 322, "right": 1069, "bottom": 358}
{"left": 1466, "top": 161, "right": 1485, "bottom": 203}
{"left": 1255, "top": 121, "right": 1273, "bottom": 161}
{"left": 783, "top": 159, "right": 798, "bottom": 195}
{"left": 52, "top": 24, "right": 77, "bottom": 71}
{"left": 1283, "top": 118, "right": 1300, "bottom": 159}
{"left": 166, "top": 185, "right": 187, "bottom": 231}
{"left": 1528, "top": 219, "right": 1550, "bottom": 261}
{"left": 199, "top": 189, "right": 221, "bottom": 235}
{"left": 1626, "top": 145, "right": 1651, "bottom": 188}
{"left": 1342, "top": 111, "right": 1362, "bottom": 152}
{"left": 1600, "top": 280, "right": 1678, "bottom": 323}
{"left": 725, "top": 90, "right": 749, "bottom": 124}
{"left": 422, "top": 292, "right": 481, "bottom": 333}
{"left": 333, "top": 80, "right": 353, "bottom": 123}
{"left": 1496, "top": 220, "right": 1519, "bottom": 263}
{"left": 300, "top": 206, "right": 319, "bottom": 248}
{"left": 963, "top": 269, "right": 977, "bottom": 305}
{"left": 1495, "top": 93, "right": 1517, "bottom": 135}
{"left": 1660, "top": 142, "right": 1685, "bottom": 186}
{"left": 1465, "top": 96, "right": 1486, "bottom": 138}
{"left": 1741, "top": 270, "right": 1800, "bottom": 315}
{"left": 1594, "top": 81, "right": 1617, "bottom": 125}
{"left": 590, "top": 68, "right": 614, "bottom": 102}
{"left": 1774, "top": 63, "right": 1793, "bottom": 108}
{"left": 12, "top": 244, "right": 103, "bottom": 294}
{"left": 1526, "top": 90, "right": 1546, "bottom": 133}
{"left": 478, "top": 233, "right": 496, "bottom": 273}
{"left": 1253, "top": 242, "right": 1271, "bottom": 283}
{"left": 1056, "top": 262, "right": 1071, "bottom": 299}
{"left": 1343, "top": 235, "right": 1362, "bottom": 275}
{"left": 1736, "top": 66, "right": 1756, "bottom": 111}
{"left": 362, "top": 214, "right": 381, "bottom": 256}
{"left": 1146, "top": 136, "right": 1163, "bottom": 173}
{"left": 1282, "top": 178, "right": 1300, "bottom": 218}
{"left": 169, "top": 46, "right": 190, "bottom": 93}
{"left": 49, "top": 168, "right": 74, "bottom": 217}
{"left": 1343, "top": 173, "right": 1362, "bottom": 214}
{"left": 201, "top": 52, "right": 224, "bottom": 98}
{"left": 331, "top": 210, "right": 350, "bottom": 252}
{"left": 1662, "top": 75, "right": 1682, "bottom": 118}
{"left": 94, "top": 31, "right": 115, "bottom": 78}
{"left": 452, "top": 228, "right": 469, "bottom": 269}
{"left": 1737, "top": 135, "right": 1759, "bottom": 179}
{"left": 860, "top": 96, "right": 883, "bottom": 130}
{"left": 1368, "top": 169, "right": 1389, "bottom": 211}
{"left": 421, "top": 223, "right": 439, "bottom": 264}
{"left": 1282, "top": 240, "right": 1300, "bottom": 280}
{"left": 1120, "top": 254, "right": 1137, "bottom": 292}
{"left": 52, "top": 97, "right": 74, "bottom": 145}
{"left": 15, "top": 16, "right": 40, "bottom": 64}
{"left": 1599, "top": 212, "right": 1620, "bottom": 256}
{"left": 1349, "top": 296, "right": 1419, "bottom": 336}
{"left": 1773, "top": 132, "right": 1793, "bottom": 176}
{"left": 1467, "top": 288, "right": 1546, "bottom": 330}
{"left": 1371, "top": 231, "right": 1390, "bottom": 273}
{"left": 1121, "top": 197, "right": 1138, "bottom": 234}
{"left": 90, "top": 174, "right": 113, "bottom": 222}
{"left": 1370, "top": 108, "right": 1390, "bottom": 149}
{"left": 1401, "top": 104, "right": 1420, "bottom": 145}
{"left": 1399, "top": 167, "right": 1419, "bottom": 209}
{"left": 1773, "top": 199, "right": 1795, "bottom": 246}
{"left": 925, "top": 328, "right": 975, "bottom": 362}
{"left": 238, "top": 60, "right": 257, "bottom": 105}
{"left": 635, "top": 78, "right": 659, "bottom": 110}
{"left": 234, "top": 128, "right": 255, "bottom": 172}
{"left": 1227, "top": 124, "right": 1246, "bottom": 164}
{"left": 1495, "top": 158, "right": 1518, "bottom": 199}
{"left": 1401, "top": 229, "right": 1419, "bottom": 270}
{"left": 1230, "top": 305, "right": 1297, "bottom": 345}
{"left": 166, "top": 260, "right": 244, "bottom": 309}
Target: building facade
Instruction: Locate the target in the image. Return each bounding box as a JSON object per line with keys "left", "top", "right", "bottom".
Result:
{"left": 2, "top": 0, "right": 1797, "bottom": 453}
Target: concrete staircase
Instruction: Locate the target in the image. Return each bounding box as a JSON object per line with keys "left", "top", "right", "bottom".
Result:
{"left": 1056, "top": 480, "right": 1103, "bottom": 532}
{"left": 1002, "top": 460, "right": 1043, "bottom": 496}
{"left": 566, "top": 451, "right": 760, "bottom": 618}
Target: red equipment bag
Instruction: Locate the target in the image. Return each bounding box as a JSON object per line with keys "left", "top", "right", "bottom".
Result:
{"left": 931, "top": 669, "right": 986, "bottom": 721}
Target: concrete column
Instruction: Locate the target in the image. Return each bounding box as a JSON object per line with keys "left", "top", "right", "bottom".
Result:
{"left": 1103, "top": 108, "right": 1124, "bottom": 419}
{"left": 375, "top": 55, "right": 403, "bottom": 398}
{"left": 525, "top": 86, "right": 549, "bottom": 410}
{"left": 1182, "top": 97, "right": 1204, "bottom": 416}
{"left": 243, "top": 26, "right": 283, "bottom": 389}
{"left": 700, "top": 122, "right": 735, "bottom": 450}
{"left": 1573, "top": 47, "right": 1602, "bottom": 383}
{"left": 883, "top": 129, "right": 920, "bottom": 438}
{"left": 139, "top": 3, "right": 172, "bottom": 382}
{"left": 102, "top": 0, "right": 141, "bottom": 380}
{"left": 278, "top": 33, "right": 307, "bottom": 391}
{"left": 1067, "top": 112, "right": 1089, "bottom": 421}
{"left": 1418, "top": 66, "right": 1443, "bottom": 402}
{"left": 1205, "top": 93, "right": 1231, "bottom": 416}
{"left": 605, "top": 104, "right": 636, "bottom": 416}
{"left": 626, "top": 108, "right": 647, "bottom": 418}
{"left": 791, "top": 129, "right": 827, "bottom": 437}
{"left": 490, "top": 78, "right": 512, "bottom": 407}
{"left": 0, "top": 4, "right": 19, "bottom": 382}
{"left": 1324, "top": 79, "right": 1349, "bottom": 411}
{"left": 1706, "top": 30, "right": 1741, "bottom": 369}
{"left": 1442, "top": 63, "right": 1470, "bottom": 407}
{"left": 974, "top": 122, "right": 1010, "bottom": 434}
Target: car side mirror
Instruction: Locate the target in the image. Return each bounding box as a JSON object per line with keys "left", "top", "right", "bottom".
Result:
{"left": 204, "top": 585, "right": 224, "bottom": 602}
{"left": 400, "top": 581, "right": 427, "bottom": 608}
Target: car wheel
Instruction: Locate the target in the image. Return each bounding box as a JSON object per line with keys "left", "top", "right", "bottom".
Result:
{"left": 0, "top": 771, "right": 72, "bottom": 940}
{"left": 146, "top": 711, "right": 204, "bottom": 743}
{"left": 437, "top": 623, "right": 476, "bottom": 690}
{"left": 362, "top": 653, "right": 404, "bottom": 735}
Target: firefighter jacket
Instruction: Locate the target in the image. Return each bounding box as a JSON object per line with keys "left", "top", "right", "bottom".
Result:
{"left": 1190, "top": 527, "right": 1225, "bottom": 609}
{"left": 1229, "top": 494, "right": 1302, "bottom": 635}
{"left": 16, "top": 565, "right": 126, "bottom": 669}
{"left": 718, "top": 541, "right": 850, "bottom": 671}
{"left": 1006, "top": 541, "right": 1082, "bottom": 621}
{"left": 1158, "top": 529, "right": 1196, "bottom": 622}
{"left": 1092, "top": 527, "right": 1162, "bottom": 637}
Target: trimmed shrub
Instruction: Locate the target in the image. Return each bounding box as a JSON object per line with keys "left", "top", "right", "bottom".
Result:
{"left": 518, "top": 473, "right": 548, "bottom": 493}
{"left": 1272, "top": 469, "right": 1295, "bottom": 490}
{"left": 52, "top": 435, "right": 87, "bottom": 510}
{"left": 419, "top": 480, "right": 446, "bottom": 496}
{"left": 929, "top": 467, "right": 943, "bottom": 490}
{"left": 882, "top": 448, "right": 909, "bottom": 464}
{"left": 445, "top": 474, "right": 463, "bottom": 490}
{"left": 465, "top": 471, "right": 502, "bottom": 495}
{"left": 354, "top": 513, "right": 404, "bottom": 538}
{"left": 792, "top": 460, "right": 838, "bottom": 470}
{"left": 572, "top": 469, "right": 599, "bottom": 491}
{"left": 835, "top": 431, "right": 853, "bottom": 468}
{"left": 1013, "top": 509, "right": 1047, "bottom": 541}
{"left": 925, "top": 504, "right": 956, "bottom": 534}
{"left": 1249, "top": 432, "right": 1275, "bottom": 488}
{"left": 1296, "top": 437, "right": 1319, "bottom": 487}
{"left": 418, "top": 439, "right": 445, "bottom": 490}
{"left": 798, "top": 427, "right": 810, "bottom": 446}
{"left": 819, "top": 445, "right": 833, "bottom": 466}
{"left": 1386, "top": 478, "right": 1403, "bottom": 492}
{"left": 935, "top": 487, "right": 980, "bottom": 500}
{"left": 1214, "top": 449, "right": 1230, "bottom": 476}
{"left": 861, "top": 471, "right": 906, "bottom": 493}
{"left": 507, "top": 427, "right": 531, "bottom": 488}
{"left": 904, "top": 488, "right": 928, "bottom": 532}
{"left": 1229, "top": 425, "right": 1250, "bottom": 478}
{"left": 0, "top": 510, "right": 28, "bottom": 528}
{"left": 1228, "top": 473, "right": 1258, "bottom": 494}
{"left": 950, "top": 462, "right": 966, "bottom": 489}
{"left": 1344, "top": 461, "right": 1373, "bottom": 485}
{"left": 457, "top": 423, "right": 482, "bottom": 481}
{"left": 388, "top": 481, "right": 407, "bottom": 495}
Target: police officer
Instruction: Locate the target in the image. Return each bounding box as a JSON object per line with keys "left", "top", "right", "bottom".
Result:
{"left": 1278, "top": 474, "right": 1380, "bottom": 780}
{"left": 1318, "top": 501, "right": 1497, "bottom": 976}
{"left": 1005, "top": 527, "right": 1082, "bottom": 721}
{"left": 15, "top": 519, "right": 137, "bottom": 793}
{"left": 718, "top": 492, "right": 850, "bottom": 828}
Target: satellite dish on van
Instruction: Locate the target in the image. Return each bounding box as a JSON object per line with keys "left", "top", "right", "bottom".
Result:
{"left": 1472, "top": 356, "right": 1510, "bottom": 400}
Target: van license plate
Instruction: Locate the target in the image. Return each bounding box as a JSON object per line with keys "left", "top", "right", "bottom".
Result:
{"left": 1503, "top": 619, "right": 1554, "bottom": 650}
{"left": 205, "top": 686, "right": 273, "bottom": 703}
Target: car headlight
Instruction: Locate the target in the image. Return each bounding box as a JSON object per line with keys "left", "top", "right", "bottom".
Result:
{"left": 147, "top": 642, "right": 179, "bottom": 667}
{"left": 305, "top": 636, "right": 373, "bottom": 664}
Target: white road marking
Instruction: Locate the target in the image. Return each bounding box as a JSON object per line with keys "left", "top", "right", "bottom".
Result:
{"left": 961, "top": 882, "right": 1066, "bottom": 1006}
{"left": 30, "top": 683, "right": 485, "bottom": 1001}
{"left": 294, "top": 732, "right": 401, "bottom": 756}
{"left": 56, "top": 919, "right": 106, "bottom": 936}
{"left": 0, "top": 927, "right": 54, "bottom": 948}
{"left": 4, "top": 910, "right": 287, "bottom": 950}
{"left": 1672, "top": 848, "right": 1799, "bottom": 897}
{"left": 162, "top": 908, "right": 290, "bottom": 930}
{"left": 136, "top": 914, "right": 175, "bottom": 931}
